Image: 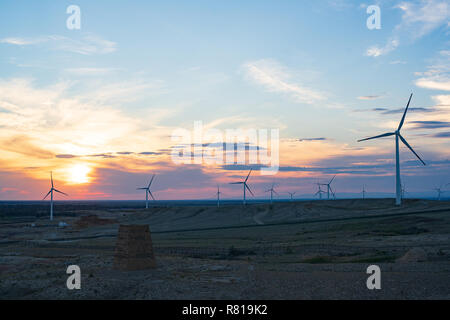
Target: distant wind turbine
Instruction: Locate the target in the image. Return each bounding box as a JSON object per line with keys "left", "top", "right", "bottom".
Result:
{"left": 265, "top": 183, "right": 279, "bottom": 204}
{"left": 287, "top": 191, "right": 296, "bottom": 201}
{"left": 358, "top": 93, "right": 426, "bottom": 205}
{"left": 42, "top": 171, "right": 68, "bottom": 221}
{"left": 315, "top": 183, "right": 326, "bottom": 199}
{"left": 362, "top": 185, "right": 367, "bottom": 200}
{"left": 319, "top": 175, "right": 336, "bottom": 200}
{"left": 216, "top": 185, "right": 221, "bottom": 208}
{"left": 401, "top": 183, "right": 407, "bottom": 199}
{"left": 433, "top": 184, "right": 447, "bottom": 201}
{"left": 137, "top": 174, "right": 156, "bottom": 209}
{"left": 230, "top": 169, "right": 254, "bottom": 205}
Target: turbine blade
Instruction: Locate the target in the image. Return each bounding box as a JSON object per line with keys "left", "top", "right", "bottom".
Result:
{"left": 398, "top": 93, "right": 413, "bottom": 131}
{"left": 245, "top": 183, "right": 254, "bottom": 196}
{"left": 230, "top": 182, "right": 243, "bottom": 185}
{"left": 148, "top": 174, "right": 155, "bottom": 188}
{"left": 329, "top": 175, "right": 336, "bottom": 184}
{"left": 137, "top": 187, "right": 147, "bottom": 190}
{"left": 398, "top": 134, "right": 426, "bottom": 165}
{"left": 51, "top": 171, "right": 54, "bottom": 188}
{"left": 42, "top": 190, "right": 51, "bottom": 200}
{"left": 358, "top": 132, "right": 395, "bottom": 142}
{"left": 149, "top": 191, "right": 155, "bottom": 201}
{"left": 54, "top": 189, "right": 68, "bottom": 196}
{"left": 245, "top": 168, "right": 252, "bottom": 182}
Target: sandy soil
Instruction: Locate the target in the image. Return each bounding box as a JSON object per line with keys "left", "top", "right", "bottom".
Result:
{"left": 1, "top": 199, "right": 449, "bottom": 299}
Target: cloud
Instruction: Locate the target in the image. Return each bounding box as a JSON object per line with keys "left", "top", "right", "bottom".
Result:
{"left": 242, "top": 59, "right": 326, "bottom": 104}
{"left": 0, "top": 34, "right": 117, "bottom": 55}
{"left": 366, "top": 0, "right": 450, "bottom": 57}
{"left": 296, "top": 137, "right": 328, "bottom": 142}
{"left": 0, "top": 37, "right": 43, "bottom": 45}
{"left": 372, "top": 107, "right": 436, "bottom": 114}
{"left": 411, "top": 120, "right": 450, "bottom": 129}
{"left": 358, "top": 95, "right": 383, "bottom": 100}
{"left": 390, "top": 60, "right": 407, "bottom": 64}
{"left": 433, "top": 131, "right": 450, "bottom": 138}
{"left": 366, "top": 39, "right": 399, "bottom": 57}
{"left": 395, "top": 0, "right": 450, "bottom": 39}
{"left": 64, "top": 68, "right": 118, "bottom": 76}
{"left": 56, "top": 154, "right": 78, "bottom": 159}
{"left": 0, "top": 78, "right": 174, "bottom": 172}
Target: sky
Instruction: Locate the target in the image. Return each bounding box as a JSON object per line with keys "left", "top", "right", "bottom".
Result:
{"left": 0, "top": 0, "right": 449, "bottom": 201}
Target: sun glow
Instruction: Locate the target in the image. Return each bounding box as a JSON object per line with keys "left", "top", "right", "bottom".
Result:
{"left": 67, "top": 164, "right": 91, "bottom": 184}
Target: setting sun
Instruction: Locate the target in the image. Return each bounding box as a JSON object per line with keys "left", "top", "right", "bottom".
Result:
{"left": 67, "top": 164, "right": 91, "bottom": 184}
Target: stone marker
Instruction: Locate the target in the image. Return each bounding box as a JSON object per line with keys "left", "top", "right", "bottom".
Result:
{"left": 114, "top": 224, "right": 156, "bottom": 270}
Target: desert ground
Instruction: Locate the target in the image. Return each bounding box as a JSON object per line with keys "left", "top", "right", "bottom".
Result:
{"left": 1, "top": 199, "right": 449, "bottom": 299}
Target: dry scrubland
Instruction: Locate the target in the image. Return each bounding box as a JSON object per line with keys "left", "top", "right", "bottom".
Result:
{"left": 1, "top": 199, "right": 450, "bottom": 299}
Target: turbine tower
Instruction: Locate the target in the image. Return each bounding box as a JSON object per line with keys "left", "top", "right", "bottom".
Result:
{"left": 137, "top": 174, "right": 155, "bottom": 209}
{"left": 230, "top": 168, "right": 254, "bottom": 205}
{"left": 42, "top": 171, "right": 68, "bottom": 221}
{"left": 216, "top": 185, "right": 221, "bottom": 208}
{"left": 287, "top": 191, "right": 296, "bottom": 201}
{"left": 358, "top": 93, "right": 426, "bottom": 205}
{"left": 319, "top": 175, "right": 336, "bottom": 200}
{"left": 265, "top": 183, "right": 278, "bottom": 204}
{"left": 362, "top": 185, "right": 366, "bottom": 200}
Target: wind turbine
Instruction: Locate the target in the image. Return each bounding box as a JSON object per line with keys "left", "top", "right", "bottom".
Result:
{"left": 230, "top": 169, "right": 254, "bottom": 205}
{"left": 42, "top": 171, "right": 68, "bottom": 221}
{"left": 216, "top": 185, "right": 221, "bottom": 208}
{"left": 137, "top": 174, "right": 155, "bottom": 209}
{"left": 319, "top": 175, "right": 336, "bottom": 200}
{"left": 358, "top": 93, "right": 426, "bottom": 205}
{"left": 287, "top": 191, "right": 296, "bottom": 201}
{"left": 401, "top": 183, "right": 407, "bottom": 199}
{"left": 362, "top": 185, "right": 367, "bottom": 200}
{"left": 265, "top": 183, "right": 279, "bottom": 204}
{"left": 315, "top": 183, "right": 326, "bottom": 199}
{"left": 433, "top": 184, "right": 447, "bottom": 200}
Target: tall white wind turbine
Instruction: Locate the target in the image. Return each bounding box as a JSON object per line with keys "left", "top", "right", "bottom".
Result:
{"left": 265, "top": 183, "right": 279, "bottom": 204}
{"left": 362, "top": 185, "right": 366, "bottom": 200}
{"left": 319, "top": 175, "right": 336, "bottom": 200}
{"left": 42, "top": 172, "right": 68, "bottom": 221}
{"left": 137, "top": 174, "right": 156, "bottom": 209}
{"left": 433, "top": 184, "right": 447, "bottom": 201}
{"left": 230, "top": 169, "right": 254, "bottom": 205}
{"left": 287, "top": 191, "right": 296, "bottom": 201}
{"left": 216, "top": 185, "right": 221, "bottom": 208}
{"left": 315, "top": 183, "right": 326, "bottom": 199}
{"left": 358, "top": 93, "right": 426, "bottom": 205}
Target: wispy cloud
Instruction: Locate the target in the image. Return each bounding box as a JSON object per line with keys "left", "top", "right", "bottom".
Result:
{"left": 411, "top": 120, "right": 450, "bottom": 129}
{"left": 395, "top": 0, "right": 450, "bottom": 39}
{"left": 366, "top": 39, "right": 399, "bottom": 57}
{"left": 415, "top": 50, "right": 450, "bottom": 91}
{"left": 242, "top": 59, "right": 326, "bottom": 104}
{"left": 366, "top": 0, "right": 450, "bottom": 57}
{"left": 64, "top": 68, "right": 119, "bottom": 76}
{"left": 0, "top": 34, "right": 117, "bottom": 55}
{"left": 358, "top": 95, "right": 383, "bottom": 100}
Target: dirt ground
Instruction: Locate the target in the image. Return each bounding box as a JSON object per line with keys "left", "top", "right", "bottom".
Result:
{"left": 1, "top": 199, "right": 449, "bottom": 299}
